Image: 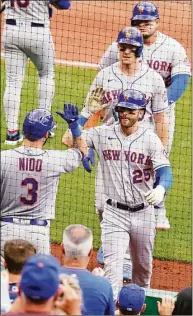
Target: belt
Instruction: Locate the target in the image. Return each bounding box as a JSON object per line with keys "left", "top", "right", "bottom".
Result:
{"left": 6, "top": 19, "right": 44, "bottom": 27}
{"left": 0, "top": 217, "right": 48, "bottom": 226}
{"left": 107, "top": 199, "right": 144, "bottom": 212}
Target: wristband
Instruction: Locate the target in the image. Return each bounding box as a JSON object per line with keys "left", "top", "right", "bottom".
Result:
{"left": 78, "top": 115, "right": 88, "bottom": 127}
{"left": 69, "top": 121, "right": 82, "bottom": 138}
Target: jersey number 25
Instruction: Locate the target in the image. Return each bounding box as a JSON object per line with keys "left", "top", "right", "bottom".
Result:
{"left": 133, "top": 168, "right": 152, "bottom": 183}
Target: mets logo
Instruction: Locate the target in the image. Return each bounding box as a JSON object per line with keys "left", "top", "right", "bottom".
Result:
{"left": 124, "top": 94, "right": 129, "bottom": 101}
{"left": 125, "top": 30, "right": 131, "bottom": 38}
{"left": 138, "top": 5, "right": 144, "bottom": 14}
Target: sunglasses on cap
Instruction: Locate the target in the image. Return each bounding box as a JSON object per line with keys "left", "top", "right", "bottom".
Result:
{"left": 119, "top": 44, "right": 137, "bottom": 53}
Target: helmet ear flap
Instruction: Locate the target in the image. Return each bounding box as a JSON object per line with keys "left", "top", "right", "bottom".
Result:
{"left": 138, "top": 109, "right": 146, "bottom": 121}
{"left": 131, "top": 20, "right": 135, "bottom": 27}
{"left": 135, "top": 45, "right": 143, "bottom": 58}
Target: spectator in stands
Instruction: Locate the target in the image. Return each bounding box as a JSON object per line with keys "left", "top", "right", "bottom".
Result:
{"left": 116, "top": 284, "right": 146, "bottom": 315}
{"left": 1, "top": 270, "right": 11, "bottom": 313}
{"left": 5, "top": 253, "right": 82, "bottom": 315}
{"left": 60, "top": 224, "right": 115, "bottom": 315}
{"left": 4, "top": 239, "right": 36, "bottom": 303}
{"left": 158, "top": 287, "right": 192, "bottom": 315}
{"left": 172, "top": 287, "right": 192, "bottom": 315}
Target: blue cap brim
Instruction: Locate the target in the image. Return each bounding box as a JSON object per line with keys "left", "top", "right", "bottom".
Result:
{"left": 117, "top": 39, "right": 141, "bottom": 46}
{"left": 132, "top": 15, "right": 158, "bottom": 20}
{"left": 116, "top": 102, "right": 144, "bottom": 110}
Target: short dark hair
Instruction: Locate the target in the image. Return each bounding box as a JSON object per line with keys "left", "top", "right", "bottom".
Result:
{"left": 119, "top": 308, "right": 140, "bottom": 315}
{"left": 4, "top": 239, "right": 36, "bottom": 274}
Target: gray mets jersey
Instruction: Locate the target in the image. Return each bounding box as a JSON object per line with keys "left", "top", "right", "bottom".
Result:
{"left": 84, "top": 123, "right": 170, "bottom": 206}
{"left": 1, "top": 146, "right": 82, "bottom": 220}
{"left": 99, "top": 32, "right": 191, "bottom": 85}
{"left": 84, "top": 123, "right": 170, "bottom": 297}
{"left": 81, "top": 62, "right": 168, "bottom": 128}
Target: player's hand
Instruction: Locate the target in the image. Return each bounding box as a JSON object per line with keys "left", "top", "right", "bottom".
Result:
{"left": 84, "top": 87, "right": 106, "bottom": 114}
{"left": 56, "top": 103, "right": 79, "bottom": 124}
{"left": 157, "top": 295, "right": 175, "bottom": 315}
{"left": 82, "top": 147, "right": 95, "bottom": 173}
{"left": 56, "top": 104, "right": 82, "bottom": 138}
{"left": 144, "top": 185, "right": 165, "bottom": 205}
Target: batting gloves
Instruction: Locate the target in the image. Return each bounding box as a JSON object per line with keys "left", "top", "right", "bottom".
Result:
{"left": 144, "top": 185, "right": 165, "bottom": 206}
{"left": 82, "top": 147, "right": 95, "bottom": 173}
{"left": 56, "top": 103, "right": 82, "bottom": 138}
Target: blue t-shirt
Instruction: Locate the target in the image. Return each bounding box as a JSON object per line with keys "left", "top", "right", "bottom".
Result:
{"left": 9, "top": 283, "right": 19, "bottom": 303}
{"left": 60, "top": 267, "right": 115, "bottom": 315}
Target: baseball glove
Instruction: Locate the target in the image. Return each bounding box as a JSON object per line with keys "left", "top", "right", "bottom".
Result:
{"left": 0, "top": 0, "right": 6, "bottom": 14}
{"left": 84, "top": 87, "right": 106, "bottom": 114}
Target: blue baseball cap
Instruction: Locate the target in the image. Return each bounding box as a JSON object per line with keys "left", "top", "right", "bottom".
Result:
{"left": 115, "top": 89, "right": 146, "bottom": 111}
{"left": 20, "top": 254, "right": 60, "bottom": 300}
{"left": 117, "top": 26, "right": 143, "bottom": 47}
{"left": 118, "top": 284, "right": 145, "bottom": 312}
{"left": 131, "top": 2, "right": 159, "bottom": 21}
{"left": 23, "top": 108, "right": 54, "bottom": 140}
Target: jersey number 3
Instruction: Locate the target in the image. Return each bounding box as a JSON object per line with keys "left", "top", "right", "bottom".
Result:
{"left": 20, "top": 178, "right": 38, "bottom": 205}
{"left": 10, "top": 0, "right": 30, "bottom": 8}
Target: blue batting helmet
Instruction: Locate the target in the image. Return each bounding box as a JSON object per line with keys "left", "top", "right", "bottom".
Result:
{"left": 115, "top": 89, "right": 146, "bottom": 111}
{"left": 131, "top": 2, "right": 159, "bottom": 23}
{"left": 23, "top": 109, "right": 54, "bottom": 140}
{"left": 117, "top": 27, "right": 143, "bottom": 57}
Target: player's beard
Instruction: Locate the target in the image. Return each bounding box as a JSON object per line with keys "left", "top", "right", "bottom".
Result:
{"left": 119, "top": 115, "right": 139, "bottom": 129}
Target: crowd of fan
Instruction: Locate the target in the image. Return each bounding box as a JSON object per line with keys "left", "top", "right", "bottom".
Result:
{"left": 1, "top": 224, "right": 192, "bottom": 315}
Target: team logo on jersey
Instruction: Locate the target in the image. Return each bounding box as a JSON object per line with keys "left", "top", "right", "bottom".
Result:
{"left": 138, "top": 5, "right": 144, "bottom": 14}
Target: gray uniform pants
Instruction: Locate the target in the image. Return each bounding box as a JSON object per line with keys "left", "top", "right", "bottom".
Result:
{"left": 3, "top": 21, "right": 55, "bottom": 131}
{"left": 101, "top": 202, "right": 156, "bottom": 299}
{"left": 1, "top": 221, "right": 50, "bottom": 265}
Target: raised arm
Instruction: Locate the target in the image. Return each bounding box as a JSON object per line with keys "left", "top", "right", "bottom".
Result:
{"left": 56, "top": 103, "right": 87, "bottom": 157}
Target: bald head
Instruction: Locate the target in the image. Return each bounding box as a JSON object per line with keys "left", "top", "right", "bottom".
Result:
{"left": 62, "top": 224, "right": 93, "bottom": 259}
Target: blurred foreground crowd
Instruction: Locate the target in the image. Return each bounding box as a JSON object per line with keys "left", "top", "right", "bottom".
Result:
{"left": 1, "top": 224, "right": 192, "bottom": 315}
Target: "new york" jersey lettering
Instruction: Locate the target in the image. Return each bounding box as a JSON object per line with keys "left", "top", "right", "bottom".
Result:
{"left": 102, "top": 150, "right": 151, "bottom": 165}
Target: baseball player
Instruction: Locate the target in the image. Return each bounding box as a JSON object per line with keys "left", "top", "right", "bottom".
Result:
{"left": 2, "top": 0, "right": 71, "bottom": 145}
{"left": 82, "top": 89, "right": 173, "bottom": 299}
{"left": 63, "top": 26, "right": 169, "bottom": 280}
{"left": 98, "top": 1, "right": 191, "bottom": 230}
{"left": 1, "top": 104, "right": 88, "bottom": 260}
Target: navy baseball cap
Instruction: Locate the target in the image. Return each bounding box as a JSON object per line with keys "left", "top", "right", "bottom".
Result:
{"left": 131, "top": 2, "right": 159, "bottom": 21}
{"left": 23, "top": 108, "right": 54, "bottom": 140}
{"left": 115, "top": 89, "right": 146, "bottom": 111}
{"left": 20, "top": 254, "right": 60, "bottom": 300}
{"left": 118, "top": 284, "right": 145, "bottom": 312}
